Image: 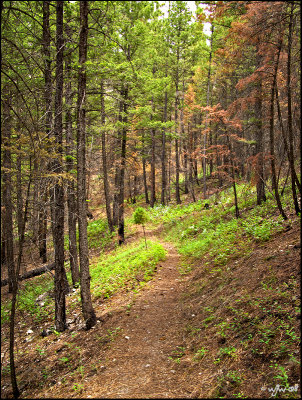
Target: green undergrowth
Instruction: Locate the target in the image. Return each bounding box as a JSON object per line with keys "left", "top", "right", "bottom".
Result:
{"left": 146, "top": 179, "right": 299, "bottom": 398}
{"left": 1, "top": 273, "right": 54, "bottom": 325}
{"left": 90, "top": 239, "right": 167, "bottom": 299}
{"left": 2, "top": 239, "right": 166, "bottom": 325}
{"left": 141, "top": 180, "right": 293, "bottom": 267}
{"left": 64, "top": 217, "right": 113, "bottom": 252}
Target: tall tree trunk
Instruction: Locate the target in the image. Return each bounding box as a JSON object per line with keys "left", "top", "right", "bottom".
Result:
{"left": 275, "top": 84, "right": 301, "bottom": 193}
{"left": 150, "top": 88, "right": 156, "bottom": 207}
{"left": 118, "top": 85, "right": 128, "bottom": 245}
{"left": 142, "top": 130, "right": 149, "bottom": 204}
{"left": 188, "top": 122, "right": 196, "bottom": 202}
{"left": 112, "top": 98, "right": 123, "bottom": 226}
{"left": 255, "top": 45, "right": 266, "bottom": 205}
{"left": 161, "top": 87, "right": 167, "bottom": 205}
{"left": 65, "top": 26, "right": 80, "bottom": 287}
{"left": 133, "top": 174, "right": 138, "bottom": 204}
{"left": 52, "top": 0, "right": 69, "bottom": 332}
{"left": 181, "top": 79, "right": 188, "bottom": 194}
{"left": 9, "top": 166, "right": 32, "bottom": 399}
{"left": 100, "top": 80, "right": 114, "bottom": 232}
{"left": 226, "top": 132, "right": 239, "bottom": 218}
{"left": 175, "top": 48, "right": 181, "bottom": 204}
{"left": 174, "top": 106, "right": 181, "bottom": 204}
{"left": 287, "top": 2, "right": 300, "bottom": 214}
{"left": 269, "top": 38, "right": 287, "bottom": 220}
{"left": 39, "top": 0, "right": 52, "bottom": 264}
{"left": 16, "top": 131, "right": 23, "bottom": 241}
{"left": 194, "top": 114, "right": 200, "bottom": 185}
{"left": 2, "top": 87, "right": 14, "bottom": 293}
{"left": 167, "top": 130, "right": 172, "bottom": 202}
{"left": 203, "top": 23, "right": 214, "bottom": 199}
{"left": 77, "top": 0, "right": 96, "bottom": 329}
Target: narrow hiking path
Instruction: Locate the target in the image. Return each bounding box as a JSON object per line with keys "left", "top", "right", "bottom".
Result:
{"left": 78, "top": 237, "right": 195, "bottom": 398}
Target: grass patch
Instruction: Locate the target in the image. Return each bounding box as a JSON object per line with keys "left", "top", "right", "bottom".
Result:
{"left": 1, "top": 273, "right": 54, "bottom": 325}
{"left": 64, "top": 217, "right": 113, "bottom": 252}
{"left": 142, "top": 181, "right": 291, "bottom": 267}
{"left": 90, "top": 239, "right": 166, "bottom": 299}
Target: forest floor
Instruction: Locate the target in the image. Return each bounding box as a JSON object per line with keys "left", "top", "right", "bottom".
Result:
{"left": 1, "top": 185, "right": 301, "bottom": 398}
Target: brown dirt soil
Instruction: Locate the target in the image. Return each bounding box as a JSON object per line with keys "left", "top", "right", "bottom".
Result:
{"left": 78, "top": 240, "right": 193, "bottom": 398}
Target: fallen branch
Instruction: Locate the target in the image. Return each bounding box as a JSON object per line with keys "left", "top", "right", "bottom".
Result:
{"left": 1, "top": 262, "right": 56, "bottom": 287}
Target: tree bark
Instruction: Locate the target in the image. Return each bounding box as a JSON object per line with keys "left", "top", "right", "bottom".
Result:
{"left": 65, "top": 25, "right": 80, "bottom": 287}
{"left": 275, "top": 84, "right": 301, "bottom": 193}
{"left": 118, "top": 85, "right": 128, "bottom": 245}
{"left": 255, "top": 44, "right": 266, "bottom": 205}
{"left": 174, "top": 59, "right": 181, "bottom": 204}
{"left": 77, "top": 0, "right": 97, "bottom": 330}
{"left": 38, "top": 0, "right": 52, "bottom": 264}
{"left": 150, "top": 87, "right": 156, "bottom": 207}
{"left": 100, "top": 80, "right": 114, "bottom": 232}
{"left": 142, "top": 130, "right": 150, "bottom": 204}
{"left": 286, "top": 2, "right": 300, "bottom": 214}
{"left": 9, "top": 158, "right": 32, "bottom": 399}
{"left": 188, "top": 122, "right": 196, "bottom": 202}
{"left": 181, "top": 79, "right": 188, "bottom": 194}
{"left": 203, "top": 23, "right": 214, "bottom": 199}
{"left": 161, "top": 87, "right": 167, "bottom": 205}
{"left": 51, "top": 0, "right": 69, "bottom": 332}
{"left": 269, "top": 37, "right": 287, "bottom": 220}
{"left": 2, "top": 86, "right": 15, "bottom": 294}
{"left": 112, "top": 98, "right": 124, "bottom": 226}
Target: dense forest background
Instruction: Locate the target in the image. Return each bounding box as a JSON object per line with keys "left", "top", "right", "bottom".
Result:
{"left": 1, "top": 1, "right": 300, "bottom": 398}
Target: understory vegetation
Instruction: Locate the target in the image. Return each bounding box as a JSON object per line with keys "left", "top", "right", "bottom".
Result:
{"left": 1, "top": 178, "right": 300, "bottom": 398}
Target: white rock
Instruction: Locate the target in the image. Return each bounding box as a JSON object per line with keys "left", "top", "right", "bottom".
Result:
{"left": 26, "top": 329, "right": 33, "bottom": 334}
{"left": 124, "top": 336, "right": 130, "bottom": 340}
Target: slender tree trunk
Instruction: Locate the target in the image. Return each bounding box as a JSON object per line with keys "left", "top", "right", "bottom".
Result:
{"left": 51, "top": 0, "right": 69, "bottom": 332}
{"left": 181, "top": 79, "right": 188, "bottom": 194}
{"left": 269, "top": 38, "right": 287, "bottom": 220}
{"left": 193, "top": 114, "right": 200, "bottom": 186}
{"left": 150, "top": 95, "right": 156, "bottom": 207}
{"left": 118, "top": 85, "right": 128, "bottom": 245}
{"left": 9, "top": 167, "right": 32, "bottom": 399}
{"left": 100, "top": 80, "right": 114, "bottom": 232}
{"left": 203, "top": 24, "right": 214, "bottom": 199}
{"left": 65, "top": 29, "right": 80, "bottom": 287}
{"left": 168, "top": 130, "right": 172, "bottom": 202}
{"left": 287, "top": 2, "right": 300, "bottom": 214}
{"left": 16, "top": 131, "right": 23, "bottom": 240}
{"left": 275, "top": 84, "right": 301, "bottom": 193}
{"left": 161, "top": 88, "right": 167, "bottom": 205}
{"left": 2, "top": 87, "right": 14, "bottom": 293}
{"left": 39, "top": 0, "right": 52, "bottom": 263}
{"left": 77, "top": 0, "right": 96, "bottom": 329}
{"left": 142, "top": 130, "right": 150, "bottom": 204}
{"left": 226, "top": 133, "right": 239, "bottom": 218}
{"left": 188, "top": 122, "right": 196, "bottom": 202}
{"left": 175, "top": 48, "right": 181, "bottom": 204}
{"left": 255, "top": 45, "right": 266, "bottom": 205}
{"left": 113, "top": 99, "right": 123, "bottom": 225}
{"left": 133, "top": 174, "right": 137, "bottom": 203}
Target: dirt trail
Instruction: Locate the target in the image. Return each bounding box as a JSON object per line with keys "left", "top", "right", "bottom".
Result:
{"left": 83, "top": 238, "right": 193, "bottom": 398}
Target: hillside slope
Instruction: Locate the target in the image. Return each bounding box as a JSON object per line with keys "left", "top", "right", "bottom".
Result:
{"left": 1, "top": 185, "right": 300, "bottom": 399}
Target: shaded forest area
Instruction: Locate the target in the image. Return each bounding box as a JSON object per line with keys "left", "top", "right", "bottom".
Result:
{"left": 1, "top": 1, "right": 301, "bottom": 398}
